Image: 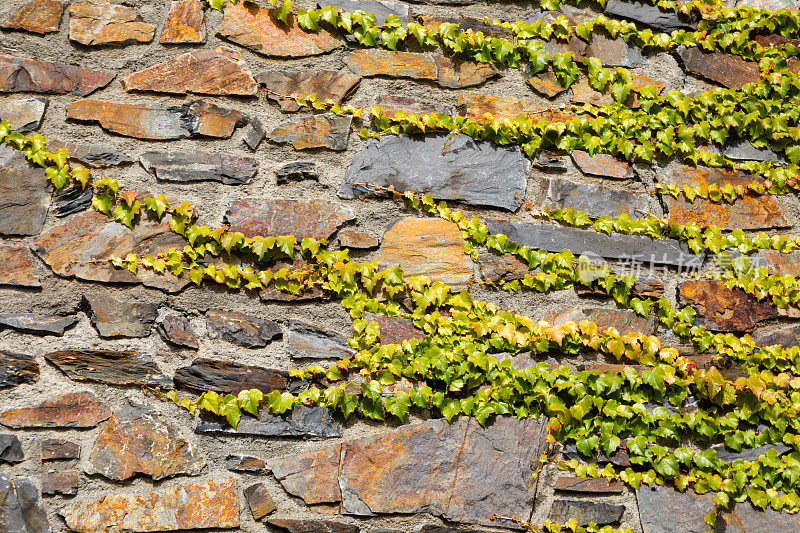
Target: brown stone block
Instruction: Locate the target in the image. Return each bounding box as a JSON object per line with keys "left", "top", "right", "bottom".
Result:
{"left": 1, "top": 0, "right": 63, "bottom": 34}
{"left": 218, "top": 1, "right": 340, "bottom": 57}
{"left": 0, "top": 97, "right": 47, "bottom": 132}
{"left": 245, "top": 483, "right": 277, "bottom": 520}
{"left": 257, "top": 69, "right": 360, "bottom": 112}
{"left": 42, "top": 439, "right": 80, "bottom": 461}
{"left": 338, "top": 229, "right": 379, "bottom": 249}
{"left": 44, "top": 349, "right": 171, "bottom": 387}
{"left": 42, "top": 471, "right": 79, "bottom": 496}
{"left": 160, "top": 0, "right": 206, "bottom": 44}
{"left": 269, "top": 114, "right": 352, "bottom": 150}
{"left": 571, "top": 150, "right": 633, "bottom": 179}
{"left": 0, "top": 246, "right": 41, "bottom": 287}
{"left": 224, "top": 198, "right": 354, "bottom": 240}
{"left": 457, "top": 91, "right": 573, "bottom": 122}
{"left": 69, "top": 0, "right": 155, "bottom": 46}
{"left": 269, "top": 445, "right": 343, "bottom": 504}
{"left": 0, "top": 392, "right": 111, "bottom": 429}
{"left": 363, "top": 312, "right": 424, "bottom": 345}
{"left": 570, "top": 74, "right": 664, "bottom": 107}
{"left": 544, "top": 308, "right": 657, "bottom": 335}
{"left": 416, "top": 15, "right": 513, "bottom": 38}
{"left": 174, "top": 357, "right": 287, "bottom": 394}
{"left": 677, "top": 47, "right": 760, "bottom": 88}
{"left": 526, "top": 69, "right": 568, "bottom": 99}
{"left": 678, "top": 280, "right": 777, "bottom": 332}
{"left": 0, "top": 55, "right": 115, "bottom": 96}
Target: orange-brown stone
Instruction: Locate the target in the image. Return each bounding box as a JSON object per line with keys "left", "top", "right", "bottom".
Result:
{"left": 268, "top": 114, "right": 352, "bottom": 150}
{"left": 122, "top": 47, "right": 257, "bottom": 96}
{"left": 0, "top": 246, "right": 40, "bottom": 287}
{"left": 571, "top": 150, "right": 632, "bottom": 179}
{"left": 0, "top": 392, "right": 110, "bottom": 429}
{"left": 224, "top": 198, "right": 354, "bottom": 240}
{"left": 678, "top": 280, "right": 777, "bottom": 332}
{"left": 344, "top": 49, "right": 499, "bottom": 88}
{"left": 526, "top": 69, "right": 568, "bottom": 99}
{"left": 218, "top": 1, "right": 340, "bottom": 57}
{"left": 571, "top": 74, "right": 664, "bottom": 107}
{"left": 160, "top": 0, "right": 206, "bottom": 44}
{"left": 60, "top": 478, "right": 239, "bottom": 532}
{"left": 555, "top": 476, "right": 624, "bottom": 494}
{"left": 677, "top": 48, "right": 760, "bottom": 88}
{"left": 269, "top": 446, "right": 343, "bottom": 504}
{"left": 375, "top": 94, "right": 452, "bottom": 118}
{"left": 1, "top": 0, "right": 63, "bottom": 34}
{"left": 457, "top": 91, "right": 572, "bottom": 122}
{"left": 69, "top": 0, "right": 155, "bottom": 46}
{"left": 257, "top": 69, "right": 361, "bottom": 112}
{"left": 363, "top": 312, "right": 424, "bottom": 345}
{"left": 338, "top": 229, "right": 379, "bottom": 249}
{"left": 660, "top": 166, "right": 790, "bottom": 230}
{"left": 0, "top": 55, "right": 115, "bottom": 96}
{"left": 544, "top": 308, "right": 656, "bottom": 335}
{"left": 375, "top": 218, "right": 474, "bottom": 288}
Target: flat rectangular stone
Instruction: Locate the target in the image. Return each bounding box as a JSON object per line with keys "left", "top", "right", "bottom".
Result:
{"left": 257, "top": 69, "right": 360, "bottom": 112}
{"left": 1, "top": 0, "right": 63, "bottom": 34}
{"left": 375, "top": 94, "right": 453, "bottom": 117}
{"left": 269, "top": 114, "right": 352, "bottom": 151}
{"left": 174, "top": 357, "right": 287, "bottom": 394}
{"left": 0, "top": 97, "right": 47, "bottom": 131}
{"left": 571, "top": 150, "right": 633, "bottom": 179}
{"left": 544, "top": 308, "right": 656, "bottom": 335}
{"left": 42, "top": 471, "right": 79, "bottom": 496}
{"left": 677, "top": 47, "right": 760, "bottom": 88}
{"left": 0, "top": 55, "right": 115, "bottom": 96}
{"left": 322, "top": 0, "right": 409, "bottom": 24}
{"left": 196, "top": 405, "right": 342, "bottom": 438}
{"left": 417, "top": 15, "right": 512, "bottom": 38}
{"left": 554, "top": 476, "right": 624, "bottom": 493}
{"left": 604, "top": 0, "right": 696, "bottom": 32}
{"left": 69, "top": 0, "right": 155, "bottom": 46}
{"left": 42, "top": 439, "right": 80, "bottom": 461}
{"left": 0, "top": 392, "right": 110, "bottom": 429}
{"left": 529, "top": 177, "right": 654, "bottom": 218}
{"left": 457, "top": 91, "right": 571, "bottom": 122}
{"left": 140, "top": 150, "right": 257, "bottom": 185}
{"left": 0, "top": 314, "right": 78, "bottom": 336}
{"left": 45, "top": 349, "right": 172, "bottom": 388}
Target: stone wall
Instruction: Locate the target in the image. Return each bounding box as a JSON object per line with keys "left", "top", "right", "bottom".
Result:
{"left": 2, "top": 0, "right": 800, "bottom": 532}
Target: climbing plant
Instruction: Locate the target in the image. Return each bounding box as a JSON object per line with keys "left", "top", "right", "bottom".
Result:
{"left": 5, "top": 0, "right": 800, "bottom": 531}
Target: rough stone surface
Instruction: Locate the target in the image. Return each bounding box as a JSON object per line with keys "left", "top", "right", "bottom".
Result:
{"left": 418, "top": 15, "right": 512, "bottom": 38}
{"left": 83, "top": 293, "right": 158, "bottom": 338}
{"left": 60, "top": 478, "right": 239, "bottom": 532}
{"left": 338, "top": 229, "right": 380, "bottom": 249}
{"left": 174, "top": 357, "right": 287, "bottom": 394}
{"left": 0, "top": 434, "right": 24, "bottom": 463}
{"left": 344, "top": 49, "right": 499, "bottom": 88}
{"left": 140, "top": 150, "right": 258, "bottom": 185}
{"left": 52, "top": 185, "right": 94, "bottom": 217}
{"left": 678, "top": 280, "right": 778, "bottom": 332}
{"left": 245, "top": 483, "right": 277, "bottom": 520}
{"left": 159, "top": 313, "right": 199, "bottom": 349}
{"left": 32, "top": 210, "right": 191, "bottom": 293}
{"left": 0, "top": 351, "right": 39, "bottom": 389}
{"left": 0, "top": 55, "right": 115, "bottom": 95}
{"left": 287, "top": 320, "right": 353, "bottom": 359}
{"left": 676, "top": 47, "right": 760, "bottom": 88}
{"left": 160, "top": 0, "right": 206, "bottom": 44}
{"left": 45, "top": 349, "right": 172, "bottom": 387}
{"left": 374, "top": 218, "right": 475, "bottom": 288}
{"left": 585, "top": 33, "right": 643, "bottom": 67}
{"left": 122, "top": 47, "right": 257, "bottom": 96}
{"left": 86, "top": 399, "right": 204, "bottom": 481}
{"left": 0, "top": 391, "right": 111, "bottom": 428}
{"left": 340, "top": 134, "right": 526, "bottom": 212}
{"left": 243, "top": 117, "right": 266, "bottom": 151}
{"left": 0, "top": 313, "right": 78, "bottom": 336}
{"left": 69, "top": 0, "right": 155, "bottom": 46}
{"left": 276, "top": 162, "right": 318, "bottom": 183}
{"left": 476, "top": 253, "right": 529, "bottom": 282}
{"left": 258, "top": 69, "right": 360, "bottom": 112}
{"left": 206, "top": 309, "right": 282, "bottom": 348}
{"left": 269, "top": 446, "right": 343, "bottom": 504}
{"left": 755, "top": 324, "right": 800, "bottom": 348}
{"left": 712, "top": 441, "right": 790, "bottom": 463}
{"left": 549, "top": 499, "right": 625, "bottom": 526}
{"left": 0, "top": 474, "right": 50, "bottom": 533}
{"left": 571, "top": 150, "right": 632, "bottom": 179}
{"left": 0, "top": 246, "right": 41, "bottom": 287}
{"left": 486, "top": 221, "right": 699, "bottom": 268}
{"left": 218, "top": 2, "right": 340, "bottom": 57}
{"left": 526, "top": 68, "right": 568, "bottom": 99}
{"left": 196, "top": 405, "right": 342, "bottom": 438}
{"left": 268, "top": 520, "right": 359, "bottom": 533}
{"left": 554, "top": 476, "right": 624, "bottom": 493}
{"left": 604, "top": 0, "right": 696, "bottom": 32}
{"left": 457, "top": 91, "right": 569, "bottom": 122}
{"left": 324, "top": 0, "right": 408, "bottom": 24}
{"left": 224, "top": 198, "right": 354, "bottom": 240}
{"left": 364, "top": 312, "right": 424, "bottom": 344}
{"left": 0, "top": 144, "right": 50, "bottom": 236}
{"left": 544, "top": 308, "right": 657, "bottom": 335}
{"left": 0, "top": 97, "right": 47, "bottom": 131}
{"left": 42, "top": 439, "right": 81, "bottom": 461}
{"left": 66, "top": 99, "right": 249, "bottom": 140}
{"left": 269, "top": 113, "right": 352, "bottom": 151}
{"left": 659, "top": 166, "right": 789, "bottom": 230}
{"left": 529, "top": 177, "right": 653, "bottom": 218}
{"left": 723, "top": 138, "right": 784, "bottom": 163}
{"left": 49, "top": 139, "right": 133, "bottom": 168}
{"left": 41, "top": 471, "right": 79, "bottom": 496}
{"left": 571, "top": 74, "right": 664, "bottom": 107}
{"left": 1, "top": 0, "right": 63, "bottom": 34}
{"left": 226, "top": 454, "right": 266, "bottom": 473}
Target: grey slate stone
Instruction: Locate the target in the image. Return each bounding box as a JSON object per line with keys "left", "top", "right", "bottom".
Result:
{"left": 243, "top": 117, "right": 266, "bottom": 151}
{"left": 0, "top": 144, "right": 50, "bottom": 236}
{"left": 276, "top": 162, "right": 318, "bottom": 184}
{"left": 206, "top": 309, "right": 281, "bottom": 348}
{"left": 49, "top": 139, "right": 133, "bottom": 168}
{"left": 53, "top": 185, "right": 93, "bottom": 217}
{"left": 140, "top": 151, "right": 258, "bottom": 185}
{"left": 226, "top": 454, "right": 266, "bottom": 473}
{"left": 0, "top": 351, "right": 39, "bottom": 389}
{"left": 711, "top": 442, "right": 791, "bottom": 463}
{"left": 0, "top": 474, "right": 51, "bottom": 533}
{"left": 0, "top": 97, "right": 47, "bottom": 131}
{"left": 533, "top": 151, "right": 568, "bottom": 170}
{"left": 340, "top": 134, "right": 526, "bottom": 212}
{"left": 0, "top": 434, "right": 24, "bottom": 463}
{"left": 44, "top": 349, "right": 172, "bottom": 388}
{"left": 605, "top": 0, "right": 696, "bottom": 32}
{"left": 486, "top": 221, "right": 701, "bottom": 268}
{"left": 196, "top": 406, "right": 342, "bottom": 438}
{"left": 723, "top": 138, "right": 784, "bottom": 163}
{"left": 549, "top": 499, "right": 625, "bottom": 526}
{"left": 531, "top": 177, "right": 655, "bottom": 218}
{"left": 287, "top": 320, "right": 353, "bottom": 359}
{"left": 82, "top": 293, "right": 158, "bottom": 338}
{"left": 754, "top": 324, "right": 800, "bottom": 348}
{"left": 0, "top": 313, "right": 79, "bottom": 336}
{"left": 319, "top": 0, "right": 408, "bottom": 24}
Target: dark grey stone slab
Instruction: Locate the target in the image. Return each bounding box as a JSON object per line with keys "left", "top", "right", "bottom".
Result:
{"left": 45, "top": 349, "right": 172, "bottom": 388}
{"left": 226, "top": 454, "right": 266, "bottom": 473}
{"left": 243, "top": 117, "right": 266, "bottom": 151}
{"left": 140, "top": 151, "right": 258, "bottom": 185}
{"left": 549, "top": 499, "right": 625, "bottom": 526}
{"left": 196, "top": 406, "right": 342, "bottom": 438}
{"left": 531, "top": 177, "right": 655, "bottom": 218}
{"left": 49, "top": 139, "right": 133, "bottom": 168}
{"left": 755, "top": 325, "right": 800, "bottom": 348}
{"left": 287, "top": 320, "right": 353, "bottom": 360}
{"left": 0, "top": 351, "right": 38, "bottom": 389}
{"left": 0, "top": 474, "right": 50, "bottom": 533}
{"left": 340, "top": 134, "right": 526, "bottom": 212}
{"left": 53, "top": 185, "right": 93, "bottom": 217}
{"left": 206, "top": 309, "right": 281, "bottom": 348}
{"left": 0, "top": 434, "right": 24, "bottom": 463}
{"left": 724, "top": 139, "right": 784, "bottom": 163}
{"left": 173, "top": 358, "right": 287, "bottom": 395}
{"left": 486, "top": 221, "right": 700, "bottom": 268}
{"left": 711, "top": 442, "right": 791, "bottom": 463}
{"left": 276, "top": 162, "right": 318, "bottom": 184}
{"left": 0, "top": 144, "right": 50, "bottom": 236}
{"left": 82, "top": 293, "right": 158, "bottom": 338}
{"left": 0, "top": 313, "right": 79, "bottom": 336}
{"left": 605, "top": 0, "right": 696, "bottom": 32}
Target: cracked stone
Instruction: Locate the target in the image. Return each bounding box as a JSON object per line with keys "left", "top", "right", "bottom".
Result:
{"left": 604, "top": 0, "right": 696, "bottom": 32}
{"left": 0, "top": 97, "right": 47, "bottom": 131}
{"left": 69, "top": 0, "right": 155, "bottom": 46}
{"left": 344, "top": 49, "right": 499, "bottom": 88}
{"left": 42, "top": 439, "right": 80, "bottom": 461}
{"left": 1, "top": 0, "right": 63, "bottom": 34}
{"left": 206, "top": 309, "right": 282, "bottom": 348}
{"left": 83, "top": 293, "right": 157, "bottom": 338}
{"left": 160, "top": 0, "right": 206, "bottom": 44}
{"left": 0, "top": 144, "right": 50, "bottom": 236}
{"left": 174, "top": 357, "right": 287, "bottom": 394}
{"left": 0, "top": 246, "right": 41, "bottom": 287}
{"left": 66, "top": 99, "right": 249, "bottom": 140}
{"left": 340, "top": 134, "right": 526, "bottom": 212}
{"left": 374, "top": 218, "right": 475, "bottom": 289}
{"left": 528, "top": 177, "right": 654, "bottom": 218}
{"left": 338, "top": 229, "right": 380, "bottom": 249}
{"left": 60, "top": 478, "right": 239, "bottom": 532}
{"left": 0, "top": 474, "right": 50, "bottom": 533}
{"left": 676, "top": 47, "right": 760, "bottom": 88}
{"left": 245, "top": 483, "right": 277, "bottom": 520}
{"left": 269, "top": 446, "right": 342, "bottom": 504}
{"left": 159, "top": 313, "right": 199, "bottom": 349}
{"left": 276, "top": 162, "right": 318, "bottom": 184}
{"left": 268, "top": 520, "right": 359, "bottom": 533}
{"left": 549, "top": 500, "right": 625, "bottom": 526}
{"left": 226, "top": 454, "right": 266, "bottom": 473}
{"left": 0, "top": 434, "right": 24, "bottom": 463}
{"left": 0, "top": 392, "right": 110, "bottom": 428}
{"left": 140, "top": 150, "right": 258, "bottom": 185}
{"left": 243, "top": 117, "right": 266, "bottom": 150}
{"left": 218, "top": 1, "right": 340, "bottom": 57}
{"left": 269, "top": 113, "right": 352, "bottom": 150}
{"left": 86, "top": 399, "right": 204, "bottom": 481}
{"left": 585, "top": 33, "right": 643, "bottom": 67}
{"left": 678, "top": 280, "right": 777, "bottom": 332}
{"left": 225, "top": 198, "right": 354, "bottom": 240}
{"left": 49, "top": 139, "right": 133, "bottom": 168}
{"left": 196, "top": 405, "right": 342, "bottom": 438}
{"left": 364, "top": 312, "right": 424, "bottom": 345}
{"left": 0, "top": 314, "right": 78, "bottom": 336}
{"left": 123, "top": 47, "right": 257, "bottom": 96}
{"left": 476, "top": 253, "right": 529, "bottom": 282}
{"left": 571, "top": 150, "right": 633, "bottom": 179}
{"left": 544, "top": 308, "right": 657, "bottom": 335}
{"left": 375, "top": 94, "right": 453, "bottom": 117}
{"left": 554, "top": 476, "right": 624, "bottom": 493}
{"left": 257, "top": 69, "right": 360, "bottom": 112}
{"left": 45, "top": 349, "right": 172, "bottom": 388}
{"left": 42, "top": 471, "right": 79, "bottom": 496}
{"left": 287, "top": 321, "right": 353, "bottom": 360}
{"left": 53, "top": 186, "right": 94, "bottom": 217}
{"left": 0, "top": 351, "right": 38, "bottom": 390}
{"left": 0, "top": 55, "right": 115, "bottom": 95}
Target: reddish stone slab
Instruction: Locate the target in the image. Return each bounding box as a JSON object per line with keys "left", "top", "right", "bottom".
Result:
{"left": 42, "top": 439, "right": 80, "bottom": 461}
{"left": 257, "top": 69, "right": 360, "bottom": 112}
{"left": 526, "top": 69, "right": 567, "bottom": 99}
{"left": 678, "top": 280, "right": 777, "bottom": 332}
{"left": 0, "top": 246, "right": 40, "bottom": 287}
{"left": 44, "top": 349, "right": 171, "bottom": 387}
{"left": 159, "top": 313, "right": 199, "bottom": 350}
{"left": 160, "top": 0, "right": 206, "bottom": 44}
{"left": 218, "top": 1, "right": 340, "bottom": 57}
{"left": 677, "top": 48, "right": 760, "bottom": 88}
{"left": 338, "top": 229, "right": 380, "bottom": 249}
{"left": 122, "top": 47, "right": 257, "bottom": 96}
{"left": 174, "top": 357, "right": 287, "bottom": 394}
{"left": 0, "top": 392, "right": 110, "bottom": 429}
{"left": 269, "top": 445, "right": 343, "bottom": 504}
{"left": 244, "top": 483, "right": 276, "bottom": 520}
{"left": 571, "top": 150, "right": 632, "bottom": 179}
{"left": 42, "top": 471, "right": 79, "bottom": 496}
{"left": 224, "top": 198, "right": 354, "bottom": 240}
{"left": 544, "top": 308, "right": 656, "bottom": 335}
{"left": 1, "top": 0, "right": 62, "bottom": 34}
{"left": 0, "top": 55, "right": 115, "bottom": 95}
{"left": 0, "top": 351, "right": 39, "bottom": 390}
{"left": 269, "top": 114, "right": 352, "bottom": 150}
{"left": 457, "top": 91, "right": 571, "bottom": 122}
{"left": 375, "top": 94, "right": 452, "bottom": 118}
{"left": 554, "top": 476, "right": 623, "bottom": 493}
{"left": 476, "top": 253, "right": 529, "bottom": 282}
{"left": 363, "top": 312, "right": 424, "bottom": 345}
{"left": 69, "top": 0, "right": 155, "bottom": 46}
{"left": 60, "top": 478, "right": 239, "bottom": 532}
{"left": 344, "top": 49, "right": 499, "bottom": 88}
